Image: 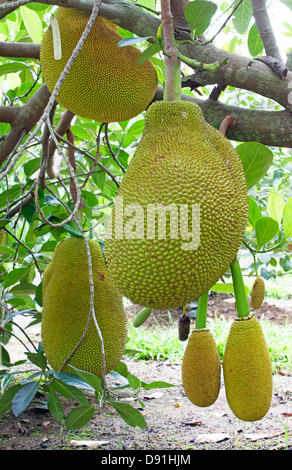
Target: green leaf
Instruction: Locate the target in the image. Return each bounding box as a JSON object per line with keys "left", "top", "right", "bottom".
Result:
{"left": 232, "top": 0, "right": 253, "bottom": 34}
{"left": 0, "top": 384, "right": 22, "bottom": 416}
{"left": 108, "top": 401, "right": 148, "bottom": 428}
{"left": 236, "top": 142, "right": 273, "bottom": 189}
{"left": 247, "top": 23, "right": 264, "bottom": 56}
{"left": 137, "top": 42, "right": 162, "bottom": 65}
{"left": 65, "top": 405, "right": 95, "bottom": 430}
{"left": 69, "top": 366, "right": 102, "bottom": 393}
{"left": 0, "top": 344, "right": 11, "bottom": 366}
{"left": 12, "top": 381, "right": 39, "bottom": 416}
{"left": 210, "top": 282, "right": 249, "bottom": 296}
{"left": 127, "top": 373, "right": 142, "bottom": 392}
{"left": 255, "top": 216, "right": 279, "bottom": 249}
{"left": 54, "top": 380, "right": 89, "bottom": 406}
{"left": 46, "top": 388, "right": 64, "bottom": 421}
{"left": 20, "top": 6, "right": 43, "bottom": 43}
{"left": 184, "top": 0, "right": 217, "bottom": 37}
{"left": 0, "top": 63, "right": 29, "bottom": 77}
{"left": 23, "top": 158, "right": 40, "bottom": 178}
{"left": 25, "top": 352, "right": 47, "bottom": 371}
{"left": 267, "top": 189, "right": 285, "bottom": 225}
{"left": 118, "top": 36, "right": 152, "bottom": 47}
{"left": 283, "top": 196, "right": 292, "bottom": 239}
{"left": 248, "top": 197, "right": 262, "bottom": 228}
{"left": 143, "top": 381, "right": 175, "bottom": 389}
{"left": 3, "top": 267, "right": 29, "bottom": 288}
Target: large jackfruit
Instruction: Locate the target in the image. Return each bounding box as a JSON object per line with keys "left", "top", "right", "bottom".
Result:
{"left": 182, "top": 328, "right": 221, "bottom": 407}
{"left": 41, "top": 237, "right": 127, "bottom": 376}
{"left": 223, "top": 314, "right": 273, "bottom": 421}
{"left": 105, "top": 100, "right": 248, "bottom": 309}
{"left": 40, "top": 8, "right": 158, "bottom": 123}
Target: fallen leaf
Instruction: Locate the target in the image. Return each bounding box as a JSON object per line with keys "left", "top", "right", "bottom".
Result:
{"left": 144, "top": 392, "right": 163, "bottom": 400}
{"left": 195, "top": 433, "right": 230, "bottom": 444}
{"left": 70, "top": 440, "right": 110, "bottom": 448}
{"left": 182, "top": 420, "right": 202, "bottom": 427}
{"left": 42, "top": 421, "right": 52, "bottom": 428}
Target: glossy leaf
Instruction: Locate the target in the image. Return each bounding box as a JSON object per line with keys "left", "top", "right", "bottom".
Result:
{"left": 65, "top": 405, "right": 95, "bottom": 430}
{"left": 248, "top": 197, "right": 262, "bottom": 228}
{"left": 267, "top": 189, "right": 285, "bottom": 225}
{"left": 69, "top": 366, "right": 102, "bottom": 393}
{"left": 0, "top": 384, "right": 22, "bottom": 416}
{"left": 232, "top": 0, "right": 253, "bottom": 34}
{"left": 236, "top": 142, "right": 273, "bottom": 189}
{"left": 118, "top": 36, "right": 152, "bottom": 47}
{"left": 255, "top": 216, "right": 279, "bottom": 248}
{"left": 20, "top": 6, "right": 43, "bottom": 43}
{"left": 108, "top": 401, "right": 148, "bottom": 428}
{"left": 283, "top": 196, "right": 292, "bottom": 239}
{"left": 12, "top": 381, "right": 39, "bottom": 416}
{"left": 184, "top": 0, "right": 217, "bottom": 36}
{"left": 248, "top": 23, "right": 264, "bottom": 56}
{"left": 47, "top": 388, "right": 64, "bottom": 421}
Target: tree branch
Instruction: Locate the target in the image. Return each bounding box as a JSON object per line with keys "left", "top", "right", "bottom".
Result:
{"left": 251, "top": 0, "right": 282, "bottom": 61}
{"left": 0, "top": 84, "right": 51, "bottom": 165}
{"left": 0, "top": 41, "right": 40, "bottom": 59}
{"left": 154, "top": 85, "right": 292, "bottom": 148}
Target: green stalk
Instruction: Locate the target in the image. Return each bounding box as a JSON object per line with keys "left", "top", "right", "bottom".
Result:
{"left": 195, "top": 291, "right": 209, "bottom": 329}
{"left": 160, "top": 0, "right": 182, "bottom": 102}
{"left": 230, "top": 258, "right": 250, "bottom": 318}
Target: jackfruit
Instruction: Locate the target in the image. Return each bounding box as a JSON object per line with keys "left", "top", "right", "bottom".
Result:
{"left": 40, "top": 8, "right": 158, "bottom": 123}
{"left": 182, "top": 328, "right": 221, "bottom": 407}
{"left": 223, "top": 314, "right": 273, "bottom": 421}
{"left": 251, "top": 277, "right": 265, "bottom": 309}
{"left": 105, "top": 100, "right": 249, "bottom": 308}
{"left": 41, "top": 237, "right": 127, "bottom": 376}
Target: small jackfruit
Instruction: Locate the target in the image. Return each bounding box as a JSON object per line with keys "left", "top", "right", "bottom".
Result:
{"left": 251, "top": 277, "right": 265, "bottom": 309}
{"left": 105, "top": 100, "right": 249, "bottom": 308}
{"left": 133, "top": 307, "right": 152, "bottom": 328}
{"left": 40, "top": 8, "right": 158, "bottom": 123}
{"left": 223, "top": 314, "right": 273, "bottom": 421}
{"left": 41, "top": 237, "right": 127, "bottom": 376}
{"left": 182, "top": 328, "right": 221, "bottom": 407}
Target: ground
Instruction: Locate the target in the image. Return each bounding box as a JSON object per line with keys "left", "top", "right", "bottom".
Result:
{"left": 0, "top": 293, "right": 291, "bottom": 451}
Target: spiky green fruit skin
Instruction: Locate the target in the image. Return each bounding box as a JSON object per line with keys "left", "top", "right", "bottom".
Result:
{"left": 41, "top": 237, "right": 127, "bottom": 376}
{"left": 40, "top": 8, "right": 157, "bottom": 123}
{"left": 223, "top": 314, "right": 273, "bottom": 422}
{"left": 251, "top": 277, "right": 265, "bottom": 309}
{"left": 105, "top": 100, "right": 248, "bottom": 308}
{"left": 133, "top": 307, "right": 152, "bottom": 328}
{"left": 182, "top": 329, "right": 221, "bottom": 407}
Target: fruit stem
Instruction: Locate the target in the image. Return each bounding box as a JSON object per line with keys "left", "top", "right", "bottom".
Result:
{"left": 160, "top": 0, "right": 181, "bottom": 101}
{"left": 230, "top": 258, "right": 250, "bottom": 318}
{"left": 196, "top": 291, "right": 209, "bottom": 329}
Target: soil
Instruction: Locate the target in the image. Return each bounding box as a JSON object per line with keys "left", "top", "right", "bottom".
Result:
{"left": 1, "top": 293, "right": 291, "bottom": 453}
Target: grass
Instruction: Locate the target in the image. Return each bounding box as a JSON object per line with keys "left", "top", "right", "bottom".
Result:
{"left": 126, "top": 313, "right": 292, "bottom": 373}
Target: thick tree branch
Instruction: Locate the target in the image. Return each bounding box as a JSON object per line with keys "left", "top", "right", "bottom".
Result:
{"left": 0, "top": 84, "right": 51, "bottom": 165}
{"left": 1, "top": 0, "right": 292, "bottom": 150}
{"left": 0, "top": 41, "right": 40, "bottom": 58}
{"left": 154, "top": 85, "right": 292, "bottom": 148}
{"left": 251, "top": 0, "right": 282, "bottom": 61}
